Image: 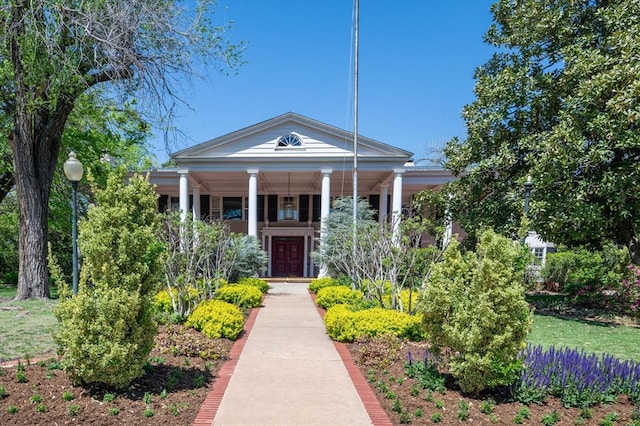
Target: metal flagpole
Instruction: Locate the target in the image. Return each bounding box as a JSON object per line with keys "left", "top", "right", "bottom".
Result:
{"left": 352, "top": 0, "right": 359, "bottom": 287}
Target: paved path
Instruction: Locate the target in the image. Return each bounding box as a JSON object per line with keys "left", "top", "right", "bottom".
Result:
{"left": 210, "top": 282, "right": 373, "bottom": 426}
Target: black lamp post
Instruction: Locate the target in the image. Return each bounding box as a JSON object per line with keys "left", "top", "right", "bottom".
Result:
{"left": 63, "top": 152, "right": 83, "bottom": 295}
{"left": 522, "top": 175, "right": 533, "bottom": 245}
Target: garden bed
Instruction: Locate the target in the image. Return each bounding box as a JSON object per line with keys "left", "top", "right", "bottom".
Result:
{"left": 0, "top": 325, "right": 233, "bottom": 425}
{"left": 349, "top": 338, "right": 639, "bottom": 425}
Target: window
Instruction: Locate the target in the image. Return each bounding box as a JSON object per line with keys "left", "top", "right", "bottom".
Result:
{"left": 257, "top": 195, "right": 265, "bottom": 222}
{"left": 200, "top": 195, "right": 210, "bottom": 221}
{"left": 312, "top": 195, "right": 322, "bottom": 222}
{"left": 533, "top": 247, "right": 545, "bottom": 265}
{"left": 276, "top": 133, "right": 303, "bottom": 148}
{"left": 158, "top": 195, "right": 169, "bottom": 213}
{"left": 223, "top": 197, "right": 243, "bottom": 220}
{"left": 267, "top": 195, "right": 278, "bottom": 222}
{"left": 299, "top": 195, "right": 309, "bottom": 222}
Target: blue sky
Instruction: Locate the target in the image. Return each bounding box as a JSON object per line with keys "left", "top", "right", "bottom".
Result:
{"left": 152, "top": 0, "right": 496, "bottom": 164}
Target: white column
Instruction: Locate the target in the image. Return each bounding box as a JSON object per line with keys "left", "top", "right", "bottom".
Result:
{"left": 179, "top": 171, "right": 189, "bottom": 222}
{"left": 319, "top": 169, "right": 332, "bottom": 277}
{"left": 392, "top": 170, "right": 404, "bottom": 245}
{"left": 247, "top": 170, "right": 258, "bottom": 238}
{"left": 192, "top": 184, "right": 201, "bottom": 221}
{"left": 379, "top": 184, "right": 389, "bottom": 225}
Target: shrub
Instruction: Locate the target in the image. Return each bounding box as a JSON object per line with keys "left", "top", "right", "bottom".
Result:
{"left": 185, "top": 300, "right": 244, "bottom": 340}
{"left": 419, "top": 229, "right": 532, "bottom": 394}
{"left": 382, "top": 289, "right": 420, "bottom": 313}
{"left": 228, "top": 235, "right": 268, "bottom": 283}
{"left": 324, "top": 304, "right": 425, "bottom": 342}
{"left": 308, "top": 277, "right": 343, "bottom": 293}
{"left": 542, "top": 244, "right": 629, "bottom": 310}
{"left": 214, "top": 284, "right": 263, "bottom": 308}
{"left": 236, "top": 277, "right": 269, "bottom": 294}
{"left": 612, "top": 264, "right": 640, "bottom": 317}
{"left": 53, "top": 172, "right": 164, "bottom": 388}
{"left": 316, "top": 285, "right": 362, "bottom": 309}
{"left": 154, "top": 287, "right": 200, "bottom": 314}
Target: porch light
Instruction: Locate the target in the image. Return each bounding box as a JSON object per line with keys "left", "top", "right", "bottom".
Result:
{"left": 282, "top": 172, "right": 295, "bottom": 220}
{"left": 283, "top": 196, "right": 295, "bottom": 220}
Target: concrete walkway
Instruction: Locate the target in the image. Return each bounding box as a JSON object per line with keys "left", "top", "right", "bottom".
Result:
{"left": 210, "top": 282, "right": 374, "bottom": 426}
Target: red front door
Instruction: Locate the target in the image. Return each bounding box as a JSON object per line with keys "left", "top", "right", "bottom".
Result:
{"left": 272, "top": 237, "right": 304, "bottom": 277}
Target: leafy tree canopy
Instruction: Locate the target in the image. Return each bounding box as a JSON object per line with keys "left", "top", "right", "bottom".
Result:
{"left": 0, "top": 0, "right": 242, "bottom": 298}
{"left": 442, "top": 0, "right": 640, "bottom": 262}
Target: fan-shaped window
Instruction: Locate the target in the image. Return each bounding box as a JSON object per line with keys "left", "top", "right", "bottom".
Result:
{"left": 277, "top": 133, "right": 303, "bottom": 148}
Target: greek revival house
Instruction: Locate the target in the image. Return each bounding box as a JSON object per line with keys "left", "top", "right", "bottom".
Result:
{"left": 147, "top": 112, "right": 458, "bottom": 278}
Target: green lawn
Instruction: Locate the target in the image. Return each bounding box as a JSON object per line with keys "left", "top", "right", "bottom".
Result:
{"left": 528, "top": 313, "right": 640, "bottom": 361}
{"left": 0, "top": 287, "right": 58, "bottom": 361}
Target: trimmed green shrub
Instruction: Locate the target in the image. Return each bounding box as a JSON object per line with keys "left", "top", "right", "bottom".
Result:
{"left": 324, "top": 304, "right": 426, "bottom": 342}
{"left": 236, "top": 277, "right": 269, "bottom": 294}
{"left": 185, "top": 300, "right": 244, "bottom": 340}
{"left": 541, "top": 244, "right": 629, "bottom": 310}
{"left": 53, "top": 172, "right": 164, "bottom": 388}
{"left": 316, "top": 285, "right": 363, "bottom": 309}
{"left": 214, "top": 284, "right": 263, "bottom": 308}
{"left": 308, "top": 277, "right": 343, "bottom": 293}
{"left": 419, "top": 229, "right": 532, "bottom": 395}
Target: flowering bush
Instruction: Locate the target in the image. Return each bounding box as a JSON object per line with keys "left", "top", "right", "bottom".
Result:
{"left": 315, "top": 286, "right": 363, "bottom": 309}
{"left": 514, "top": 345, "right": 640, "bottom": 407}
{"left": 185, "top": 300, "right": 244, "bottom": 340}
{"left": 324, "top": 304, "right": 425, "bottom": 342}
{"left": 308, "top": 277, "right": 344, "bottom": 293}
{"left": 214, "top": 284, "right": 263, "bottom": 308}
{"left": 236, "top": 277, "right": 269, "bottom": 294}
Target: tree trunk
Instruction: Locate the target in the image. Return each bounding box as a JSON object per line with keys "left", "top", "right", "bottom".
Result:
{"left": 618, "top": 220, "right": 640, "bottom": 265}
{"left": 14, "top": 180, "right": 51, "bottom": 299}
{"left": 10, "top": 121, "right": 66, "bottom": 299}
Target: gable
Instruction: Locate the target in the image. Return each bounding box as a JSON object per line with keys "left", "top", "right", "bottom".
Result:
{"left": 172, "top": 112, "right": 412, "bottom": 160}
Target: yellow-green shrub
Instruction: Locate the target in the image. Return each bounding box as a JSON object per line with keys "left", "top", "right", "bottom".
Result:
{"left": 53, "top": 173, "right": 164, "bottom": 388}
{"left": 154, "top": 287, "right": 199, "bottom": 314}
{"left": 185, "top": 300, "right": 244, "bottom": 340}
{"left": 324, "top": 304, "right": 426, "bottom": 342}
{"left": 382, "top": 289, "right": 421, "bottom": 313}
{"left": 309, "top": 277, "right": 343, "bottom": 293}
{"left": 236, "top": 277, "right": 269, "bottom": 294}
{"left": 316, "top": 285, "right": 362, "bottom": 309}
{"left": 214, "top": 284, "right": 263, "bottom": 308}
{"left": 419, "top": 229, "right": 532, "bottom": 394}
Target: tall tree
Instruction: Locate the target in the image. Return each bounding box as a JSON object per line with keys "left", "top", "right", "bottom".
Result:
{"left": 0, "top": 1, "right": 242, "bottom": 299}
{"left": 0, "top": 92, "right": 152, "bottom": 285}
{"left": 442, "top": 0, "right": 640, "bottom": 262}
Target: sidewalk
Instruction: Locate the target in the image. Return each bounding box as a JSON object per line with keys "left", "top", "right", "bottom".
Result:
{"left": 195, "top": 282, "right": 382, "bottom": 426}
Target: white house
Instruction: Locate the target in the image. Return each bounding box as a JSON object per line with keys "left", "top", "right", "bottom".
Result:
{"left": 147, "top": 112, "right": 458, "bottom": 278}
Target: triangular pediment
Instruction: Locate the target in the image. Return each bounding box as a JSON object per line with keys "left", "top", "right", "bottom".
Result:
{"left": 172, "top": 112, "right": 412, "bottom": 161}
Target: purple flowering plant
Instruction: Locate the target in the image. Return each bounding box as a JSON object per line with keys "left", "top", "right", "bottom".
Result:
{"left": 513, "top": 344, "right": 640, "bottom": 408}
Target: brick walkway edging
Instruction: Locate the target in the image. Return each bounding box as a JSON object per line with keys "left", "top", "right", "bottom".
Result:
{"left": 312, "top": 294, "right": 393, "bottom": 426}
{"left": 192, "top": 306, "right": 259, "bottom": 426}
